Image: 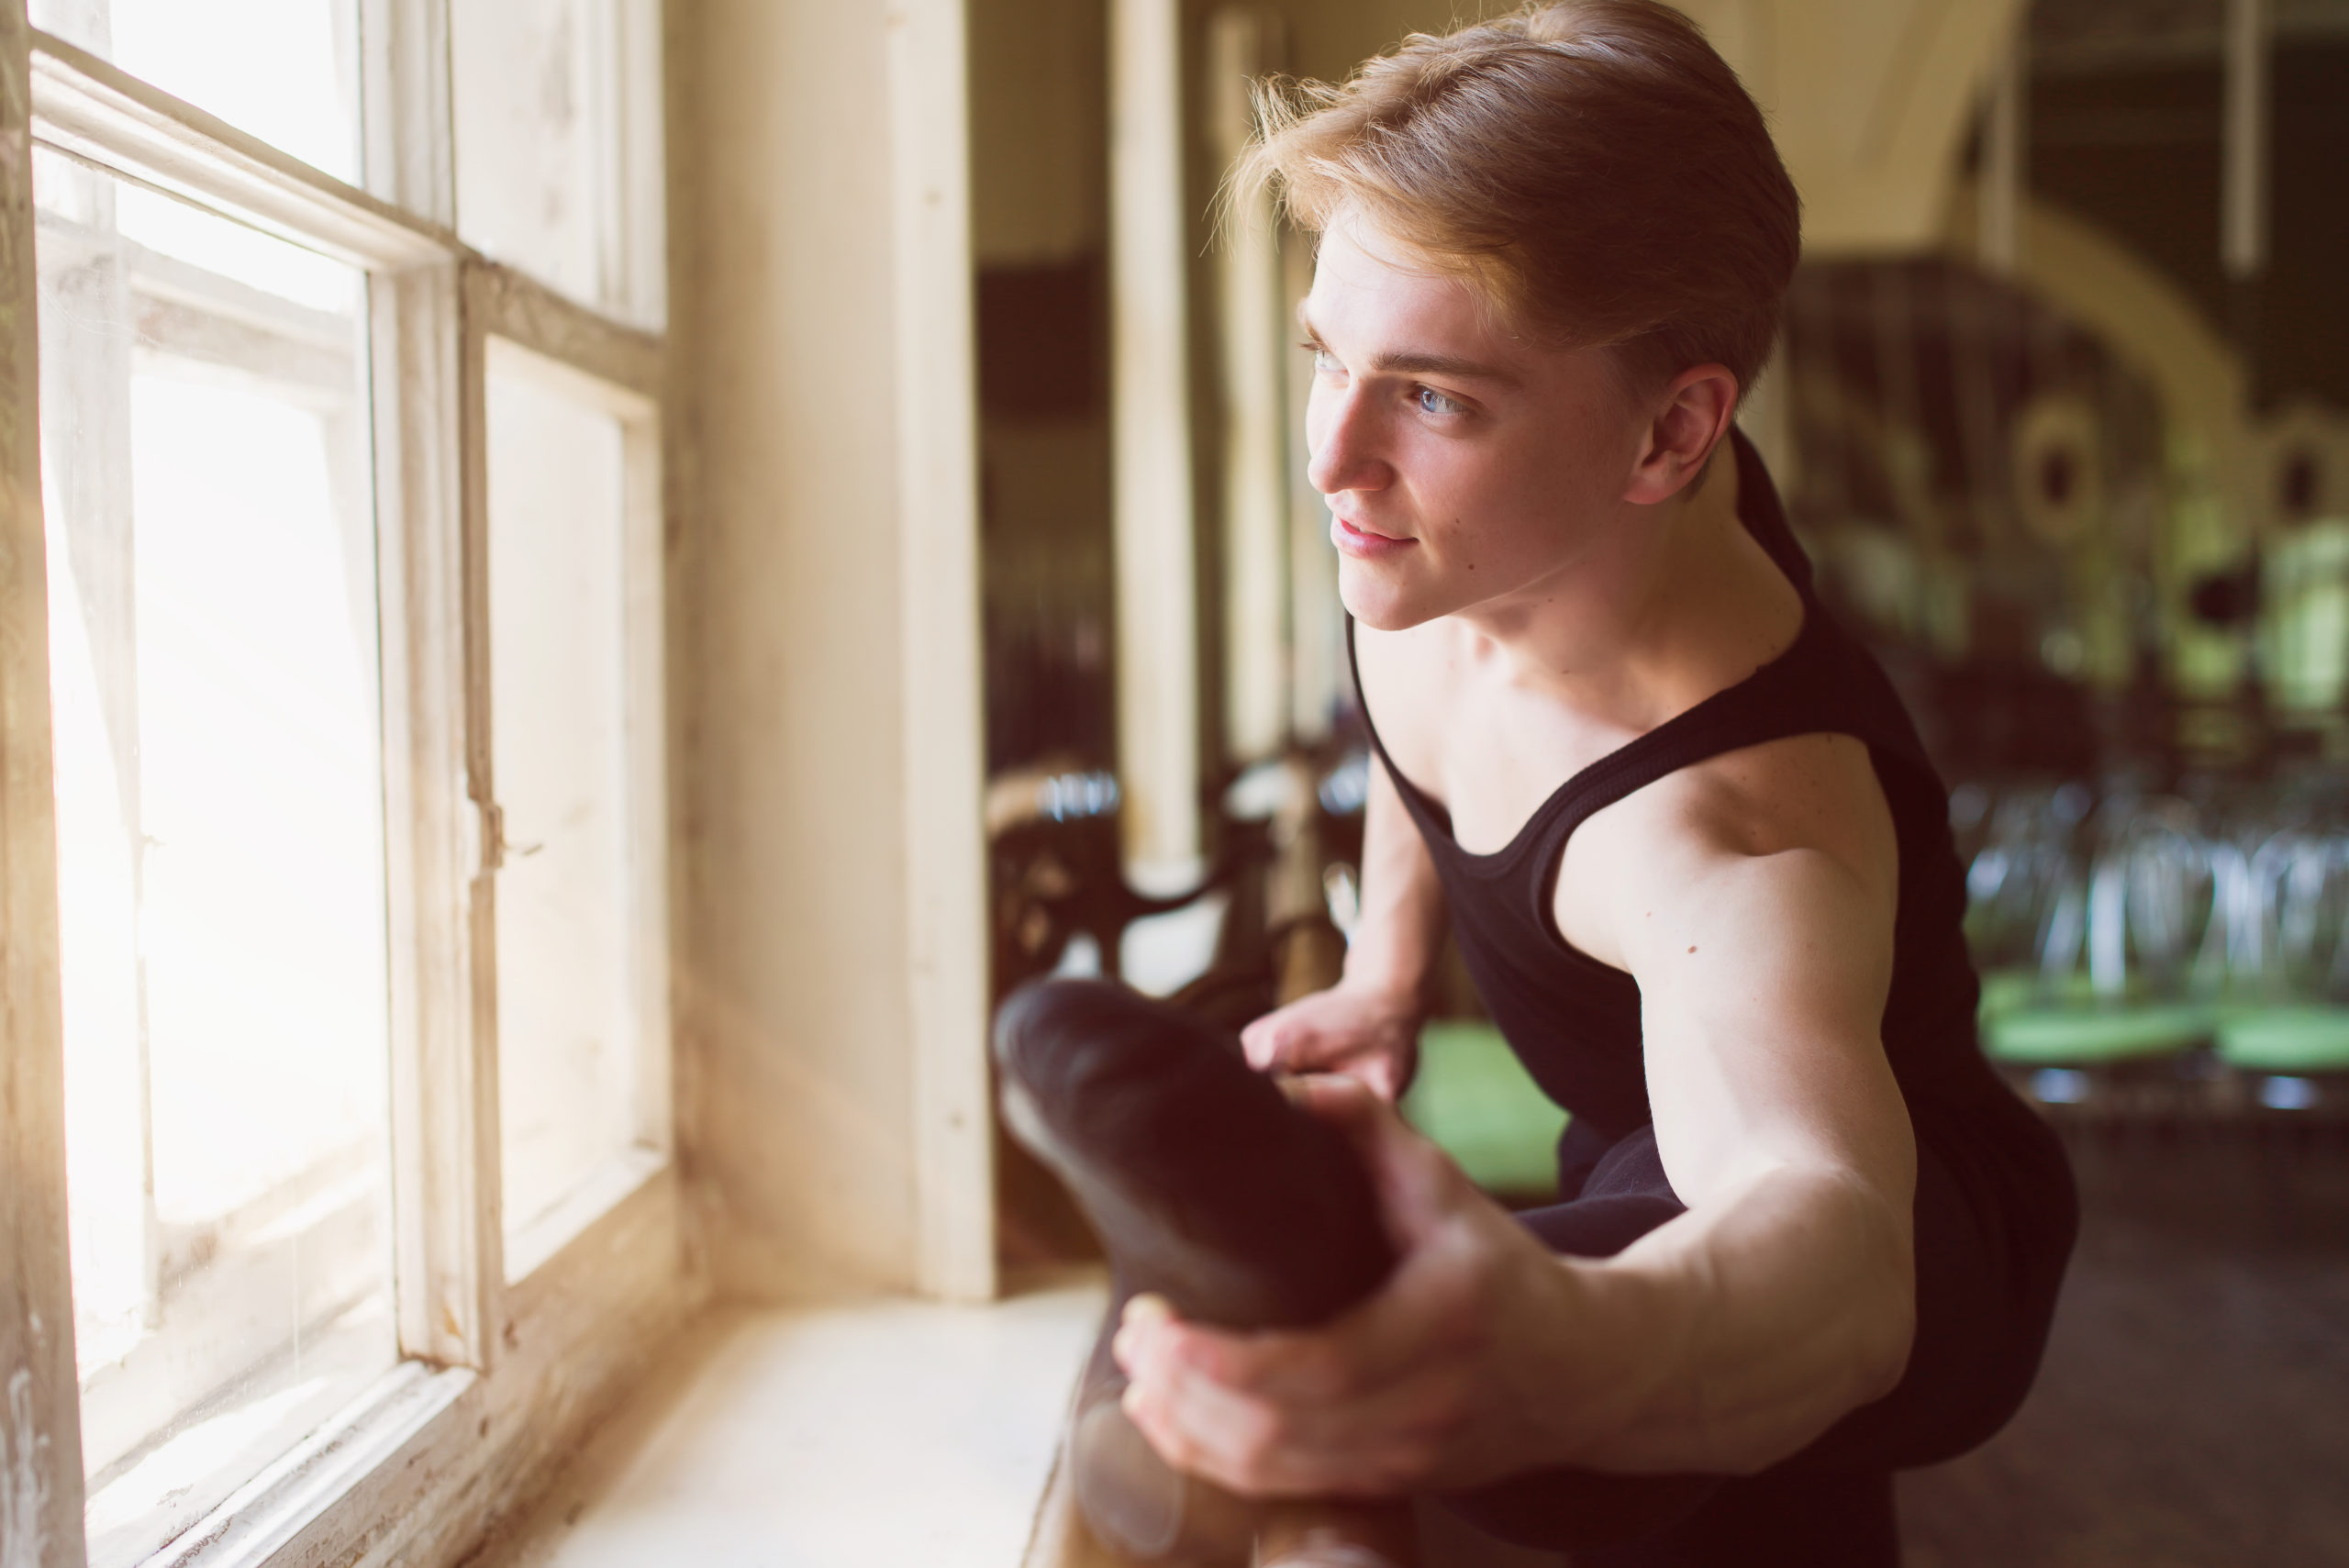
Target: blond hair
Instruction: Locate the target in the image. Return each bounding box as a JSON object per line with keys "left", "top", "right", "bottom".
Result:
{"left": 1240, "top": 1, "right": 1799, "bottom": 393}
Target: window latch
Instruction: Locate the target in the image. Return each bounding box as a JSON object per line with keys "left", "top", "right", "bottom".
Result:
{"left": 476, "top": 798, "right": 506, "bottom": 876}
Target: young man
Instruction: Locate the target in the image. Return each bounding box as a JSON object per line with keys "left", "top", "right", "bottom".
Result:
{"left": 1105, "top": 4, "right": 2076, "bottom": 1562}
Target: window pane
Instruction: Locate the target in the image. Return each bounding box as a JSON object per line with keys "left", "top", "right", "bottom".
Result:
{"left": 487, "top": 343, "right": 657, "bottom": 1277}
{"left": 34, "top": 149, "right": 395, "bottom": 1567}
{"left": 452, "top": 0, "right": 666, "bottom": 325}
{"left": 29, "top": 0, "right": 360, "bottom": 183}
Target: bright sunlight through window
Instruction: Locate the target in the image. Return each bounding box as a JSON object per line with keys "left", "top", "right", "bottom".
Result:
{"left": 34, "top": 144, "right": 394, "bottom": 1568}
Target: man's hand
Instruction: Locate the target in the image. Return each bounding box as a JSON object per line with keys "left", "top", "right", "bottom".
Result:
{"left": 1241, "top": 984, "right": 1424, "bottom": 1101}
{"left": 1111, "top": 1075, "right": 1591, "bottom": 1498}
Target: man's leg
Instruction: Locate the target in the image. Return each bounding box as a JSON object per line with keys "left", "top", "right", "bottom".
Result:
{"left": 999, "top": 984, "right": 2064, "bottom": 1567}
{"left": 1004, "top": 984, "right": 1716, "bottom": 1562}
{"left": 1572, "top": 1469, "right": 1898, "bottom": 1568}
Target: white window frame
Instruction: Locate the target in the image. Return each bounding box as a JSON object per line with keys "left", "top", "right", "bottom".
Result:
{"left": 470, "top": 286, "right": 672, "bottom": 1287}
{"left": 0, "top": 6, "right": 696, "bottom": 1566}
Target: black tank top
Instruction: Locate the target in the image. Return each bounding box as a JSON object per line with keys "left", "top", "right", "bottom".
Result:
{"left": 1352, "top": 431, "right": 2015, "bottom": 1148}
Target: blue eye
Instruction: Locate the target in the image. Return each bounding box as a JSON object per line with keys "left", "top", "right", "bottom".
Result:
{"left": 1417, "top": 385, "right": 1465, "bottom": 416}
{"left": 1311, "top": 348, "right": 1341, "bottom": 375}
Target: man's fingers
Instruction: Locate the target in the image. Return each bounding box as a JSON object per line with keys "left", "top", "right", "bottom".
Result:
{"left": 1122, "top": 1330, "right": 1446, "bottom": 1498}
{"left": 1113, "top": 1251, "right": 1497, "bottom": 1499}
{"left": 1120, "top": 1254, "right": 1441, "bottom": 1411}
{"left": 1112, "top": 1291, "right": 1180, "bottom": 1379}
{"left": 1247, "top": 1013, "right": 1332, "bottom": 1073}
{"left": 1123, "top": 1345, "right": 1369, "bottom": 1498}
{"left": 1281, "top": 1066, "right": 1382, "bottom": 1124}
{"left": 1122, "top": 1304, "right": 1310, "bottom": 1397}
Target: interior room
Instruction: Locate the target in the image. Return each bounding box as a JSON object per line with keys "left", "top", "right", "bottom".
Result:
{"left": 1, "top": 1, "right": 2342, "bottom": 1565}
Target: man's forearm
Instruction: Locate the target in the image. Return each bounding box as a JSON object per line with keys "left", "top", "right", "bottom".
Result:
{"left": 1519, "top": 1162, "right": 1916, "bottom": 1477}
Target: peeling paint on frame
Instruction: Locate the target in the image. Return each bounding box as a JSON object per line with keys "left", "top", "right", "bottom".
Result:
{"left": 3, "top": 1369, "right": 52, "bottom": 1568}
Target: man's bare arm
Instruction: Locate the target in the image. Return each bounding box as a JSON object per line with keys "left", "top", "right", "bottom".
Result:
{"left": 1540, "top": 734, "right": 1916, "bottom": 1473}
{"left": 1241, "top": 759, "right": 1450, "bottom": 1097}
{"left": 1117, "top": 736, "right": 1919, "bottom": 1494}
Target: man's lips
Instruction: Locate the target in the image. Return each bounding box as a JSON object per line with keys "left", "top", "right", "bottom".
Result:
{"left": 1331, "top": 513, "right": 1418, "bottom": 560}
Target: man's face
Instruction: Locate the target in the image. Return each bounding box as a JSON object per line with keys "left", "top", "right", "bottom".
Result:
{"left": 1302, "top": 216, "right": 1652, "bottom": 631}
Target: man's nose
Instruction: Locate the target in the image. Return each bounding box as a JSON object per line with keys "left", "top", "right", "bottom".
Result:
{"left": 1306, "top": 389, "right": 1390, "bottom": 497}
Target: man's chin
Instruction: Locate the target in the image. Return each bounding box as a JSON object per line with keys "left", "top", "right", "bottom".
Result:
{"left": 1335, "top": 565, "right": 1444, "bottom": 633}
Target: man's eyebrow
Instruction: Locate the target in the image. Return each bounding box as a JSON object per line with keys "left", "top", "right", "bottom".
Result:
{"left": 1368, "top": 348, "right": 1519, "bottom": 385}
{"left": 1294, "top": 302, "right": 1519, "bottom": 386}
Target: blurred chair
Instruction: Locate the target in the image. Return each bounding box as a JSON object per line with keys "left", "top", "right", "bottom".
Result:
{"left": 2203, "top": 820, "right": 2349, "bottom": 1119}
{"left": 1973, "top": 787, "right": 2216, "bottom": 1116}
{"left": 1963, "top": 782, "right": 2088, "bottom": 976}
{"left": 985, "top": 762, "right": 1277, "bottom": 1017}
{"left": 2215, "top": 1007, "right": 2349, "bottom": 1116}
{"left": 1968, "top": 776, "right": 2349, "bottom": 1127}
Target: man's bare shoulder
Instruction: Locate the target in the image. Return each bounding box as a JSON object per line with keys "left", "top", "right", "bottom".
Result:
{"left": 1636, "top": 731, "right": 1896, "bottom": 868}
{"left": 1556, "top": 731, "right": 1898, "bottom": 965}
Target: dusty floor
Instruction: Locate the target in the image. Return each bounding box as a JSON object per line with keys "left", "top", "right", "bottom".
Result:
{"left": 1898, "top": 1126, "right": 2349, "bottom": 1567}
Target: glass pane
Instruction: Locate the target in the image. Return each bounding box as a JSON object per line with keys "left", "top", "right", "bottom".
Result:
{"left": 34, "top": 149, "right": 395, "bottom": 1567}
{"left": 29, "top": 0, "right": 360, "bottom": 184}
{"left": 451, "top": 0, "right": 665, "bottom": 324}
{"left": 487, "top": 344, "right": 651, "bottom": 1276}
{"left": 452, "top": 0, "right": 599, "bottom": 303}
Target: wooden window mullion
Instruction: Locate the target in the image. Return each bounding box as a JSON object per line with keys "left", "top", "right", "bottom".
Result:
{"left": 372, "top": 259, "right": 496, "bottom": 1370}
{"left": 1, "top": 5, "right": 93, "bottom": 1564}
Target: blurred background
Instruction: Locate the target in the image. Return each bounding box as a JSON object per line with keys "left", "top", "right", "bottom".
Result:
{"left": 973, "top": 1, "right": 2349, "bottom": 1561}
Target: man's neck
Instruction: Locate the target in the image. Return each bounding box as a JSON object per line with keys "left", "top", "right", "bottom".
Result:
{"left": 1449, "top": 450, "right": 1803, "bottom": 734}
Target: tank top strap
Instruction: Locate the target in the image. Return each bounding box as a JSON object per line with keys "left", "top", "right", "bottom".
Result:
{"left": 1520, "top": 428, "right": 1934, "bottom": 867}
{"left": 1727, "top": 426, "right": 1814, "bottom": 597}
{"left": 1344, "top": 615, "right": 1464, "bottom": 854}
{"left": 1518, "top": 612, "right": 1886, "bottom": 871}
{"left": 1342, "top": 429, "right": 1932, "bottom": 879}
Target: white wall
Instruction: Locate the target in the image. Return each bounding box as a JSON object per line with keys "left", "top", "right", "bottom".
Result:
{"left": 667, "top": 0, "right": 991, "bottom": 1302}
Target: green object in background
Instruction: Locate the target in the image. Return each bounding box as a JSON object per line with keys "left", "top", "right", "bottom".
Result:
{"left": 1975, "top": 966, "right": 2212, "bottom": 1064}
{"left": 1976, "top": 967, "right": 2047, "bottom": 1021}
{"left": 2216, "top": 1007, "right": 2349, "bottom": 1074}
{"left": 1981, "top": 1002, "right": 2211, "bottom": 1064}
{"left": 1404, "top": 1019, "right": 1567, "bottom": 1199}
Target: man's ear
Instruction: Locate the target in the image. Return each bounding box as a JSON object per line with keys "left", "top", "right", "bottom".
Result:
{"left": 1623, "top": 364, "right": 1740, "bottom": 506}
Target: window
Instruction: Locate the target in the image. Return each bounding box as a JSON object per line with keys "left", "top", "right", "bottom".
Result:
{"left": 35, "top": 144, "right": 395, "bottom": 1567}
{"left": 29, "top": 0, "right": 362, "bottom": 182}
{"left": 451, "top": 0, "right": 664, "bottom": 328}
{"left": 1, "top": 5, "right": 685, "bottom": 1565}
{"left": 484, "top": 337, "right": 668, "bottom": 1281}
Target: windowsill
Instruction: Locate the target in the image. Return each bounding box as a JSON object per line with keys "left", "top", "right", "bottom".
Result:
{"left": 471, "top": 1270, "right": 1108, "bottom": 1568}
{"left": 506, "top": 1146, "right": 671, "bottom": 1283}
